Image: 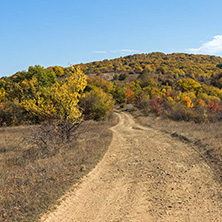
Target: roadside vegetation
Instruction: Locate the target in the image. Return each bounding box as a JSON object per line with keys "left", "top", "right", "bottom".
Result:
{"left": 3, "top": 53, "right": 222, "bottom": 125}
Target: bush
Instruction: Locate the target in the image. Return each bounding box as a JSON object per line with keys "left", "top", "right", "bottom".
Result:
{"left": 164, "top": 102, "right": 207, "bottom": 123}
{"left": 87, "top": 76, "right": 114, "bottom": 93}
{"left": 138, "top": 71, "right": 157, "bottom": 88}
{"left": 112, "top": 85, "right": 127, "bottom": 104}
{"left": 113, "top": 73, "right": 118, "bottom": 80}
{"left": 118, "top": 73, "right": 128, "bottom": 81}
{"left": 174, "top": 78, "right": 201, "bottom": 92}
{"left": 0, "top": 102, "right": 29, "bottom": 126}
{"left": 150, "top": 96, "right": 164, "bottom": 115}
{"left": 80, "top": 88, "right": 115, "bottom": 120}
{"left": 136, "top": 97, "right": 150, "bottom": 115}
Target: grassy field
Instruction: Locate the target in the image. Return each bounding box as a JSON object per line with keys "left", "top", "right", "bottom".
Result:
{"left": 130, "top": 108, "right": 222, "bottom": 184}
{"left": 2, "top": 108, "right": 222, "bottom": 221}
{"left": 0, "top": 113, "right": 118, "bottom": 222}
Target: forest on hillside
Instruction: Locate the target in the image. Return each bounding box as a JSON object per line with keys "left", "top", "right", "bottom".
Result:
{"left": 1, "top": 52, "right": 222, "bottom": 127}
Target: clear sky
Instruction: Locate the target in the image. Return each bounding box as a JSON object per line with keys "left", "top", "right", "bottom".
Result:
{"left": 1, "top": 0, "right": 222, "bottom": 77}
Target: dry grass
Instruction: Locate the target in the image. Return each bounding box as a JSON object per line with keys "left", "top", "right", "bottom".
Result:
{"left": 130, "top": 109, "right": 222, "bottom": 183}
{"left": 0, "top": 113, "right": 118, "bottom": 222}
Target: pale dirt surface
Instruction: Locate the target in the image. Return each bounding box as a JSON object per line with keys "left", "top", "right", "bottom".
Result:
{"left": 41, "top": 112, "right": 222, "bottom": 222}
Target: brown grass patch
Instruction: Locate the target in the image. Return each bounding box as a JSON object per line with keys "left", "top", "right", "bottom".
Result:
{"left": 130, "top": 109, "right": 222, "bottom": 183}
{"left": 0, "top": 113, "right": 118, "bottom": 222}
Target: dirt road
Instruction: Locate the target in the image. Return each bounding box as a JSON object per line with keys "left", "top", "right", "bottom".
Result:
{"left": 41, "top": 112, "right": 222, "bottom": 222}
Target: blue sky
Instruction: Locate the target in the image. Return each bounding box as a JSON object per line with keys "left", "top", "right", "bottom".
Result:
{"left": 1, "top": 0, "right": 222, "bottom": 77}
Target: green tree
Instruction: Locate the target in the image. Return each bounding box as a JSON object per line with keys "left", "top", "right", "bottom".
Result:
{"left": 27, "top": 65, "right": 56, "bottom": 87}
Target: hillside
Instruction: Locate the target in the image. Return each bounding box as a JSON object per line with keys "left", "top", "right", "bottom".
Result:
{"left": 79, "top": 52, "right": 222, "bottom": 82}
{"left": 2, "top": 52, "right": 222, "bottom": 84}
{"left": 1, "top": 52, "right": 222, "bottom": 126}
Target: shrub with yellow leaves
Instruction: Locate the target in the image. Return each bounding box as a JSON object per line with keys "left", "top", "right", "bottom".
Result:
{"left": 183, "top": 96, "right": 193, "bottom": 108}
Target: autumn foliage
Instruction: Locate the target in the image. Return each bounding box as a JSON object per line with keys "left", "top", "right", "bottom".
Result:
{"left": 2, "top": 53, "right": 222, "bottom": 124}
{"left": 80, "top": 88, "right": 114, "bottom": 120}
{"left": 208, "top": 100, "right": 222, "bottom": 113}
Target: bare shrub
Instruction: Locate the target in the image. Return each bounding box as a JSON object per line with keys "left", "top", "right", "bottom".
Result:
{"left": 12, "top": 118, "right": 86, "bottom": 165}
{"left": 136, "top": 97, "right": 150, "bottom": 115}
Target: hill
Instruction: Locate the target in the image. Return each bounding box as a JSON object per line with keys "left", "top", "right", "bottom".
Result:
{"left": 1, "top": 52, "right": 222, "bottom": 125}
{"left": 2, "top": 52, "right": 222, "bottom": 84}
{"left": 79, "top": 52, "right": 222, "bottom": 82}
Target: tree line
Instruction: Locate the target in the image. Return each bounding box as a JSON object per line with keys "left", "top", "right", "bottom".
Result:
{"left": 2, "top": 52, "right": 222, "bottom": 127}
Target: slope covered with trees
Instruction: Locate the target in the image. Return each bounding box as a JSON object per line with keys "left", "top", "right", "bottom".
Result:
{"left": 2, "top": 52, "right": 222, "bottom": 125}
{"left": 78, "top": 52, "right": 222, "bottom": 122}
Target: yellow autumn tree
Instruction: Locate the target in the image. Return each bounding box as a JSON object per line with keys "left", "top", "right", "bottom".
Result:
{"left": 22, "top": 66, "right": 87, "bottom": 140}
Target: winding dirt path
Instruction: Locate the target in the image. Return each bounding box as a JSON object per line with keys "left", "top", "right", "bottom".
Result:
{"left": 41, "top": 112, "right": 222, "bottom": 222}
